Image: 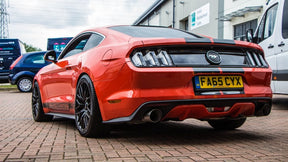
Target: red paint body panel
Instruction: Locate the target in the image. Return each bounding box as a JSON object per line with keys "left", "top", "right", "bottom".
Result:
{"left": 34, "top": 26, "right": 272, "bottom": 123}
{"left": 164, "top": 102, "right": 255, "bottom": 120}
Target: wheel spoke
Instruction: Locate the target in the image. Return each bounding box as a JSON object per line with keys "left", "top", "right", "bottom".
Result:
{"left": 75, "top": 109, "right": 86, "bottom": 115}
{"left": 80, "top": 112, "right": 88, "bottom": 129}
{"left": 75, "top": 99, "right": 85, "bottom": 109}
{"left": 76, "top": 93, "right": 84, "bottom": 103}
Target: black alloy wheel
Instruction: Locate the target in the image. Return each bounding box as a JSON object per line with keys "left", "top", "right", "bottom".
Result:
{"left": 208, "top": 117, "right": 247, "bottom": 130}
{"left": 32, "top": 82, "right": 53, "bottom": 122}
{"left": 75, "top": 75, "right": 108, "bottom": 137}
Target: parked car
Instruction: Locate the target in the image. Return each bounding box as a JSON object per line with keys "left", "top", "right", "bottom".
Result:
{"left": 0, "top": 39, "right": 26, "bottom": 82}
{"left": 32, "top": 25, "right": 272, "bottom": 137}
{"left": 246, "top": 0, "right": 288, "bottom": 94}
{"left": 9, "top": 51, "right": 60, "bottom": 92}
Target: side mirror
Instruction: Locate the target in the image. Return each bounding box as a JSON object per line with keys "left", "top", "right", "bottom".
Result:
{"left": 44, "top": 50, "right": 57, "bottom": 63}
{"left": 246, "top": 29, "right": 254, "bottom": 43}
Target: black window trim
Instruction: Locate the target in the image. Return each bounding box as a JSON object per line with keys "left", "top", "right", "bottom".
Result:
{"left": 58, "top": 31, "right": 105, "bottom": 60}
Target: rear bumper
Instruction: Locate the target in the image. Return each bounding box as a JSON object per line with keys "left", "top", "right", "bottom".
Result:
{"left": 8, "top": 74, "right": 16, "bottom": 84}
{"left": 97, "top": 63, "right": 272, "bottom": 123}
{"left": 103, "top": 97, "right": 272, "bottom": 124}
{"left": 0, "top": 72, "right": 9, "bottom": 81}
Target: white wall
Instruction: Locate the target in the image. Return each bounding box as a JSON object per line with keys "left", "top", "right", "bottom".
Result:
{"left": 223, "top": 0, "right": 266, "bottom": 39}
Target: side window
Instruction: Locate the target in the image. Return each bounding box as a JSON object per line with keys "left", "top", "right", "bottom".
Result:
{"left": 61, "top": 34, "right": 91, "bottom": 59}
{"left": 256, "top": 14, "right": 266, "bottom": 43}
{"left": 256, "top": 4, "right": 278, "bottom": 43}
{"left": 264, "top": 4, "right": 278, "bottom": 39}
{"left": 24, "top": 54, "right": 45, "bottom": 64}
{"left": 282, "top": 0, "right": 288, "bottom": 39}
{"left": 83, "top": 33, "right": 104, "bottom": 51}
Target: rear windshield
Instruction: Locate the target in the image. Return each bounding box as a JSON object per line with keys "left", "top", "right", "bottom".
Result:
{"left": 109, "top": 26, "right": 200, "bottom": 38}
{"left": 0, "top": 41, "right": 17, "bottom": 55}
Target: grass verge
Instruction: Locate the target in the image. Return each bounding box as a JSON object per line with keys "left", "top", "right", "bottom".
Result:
{"left": 0, "top": 84, "right": 18, "bottom": 91}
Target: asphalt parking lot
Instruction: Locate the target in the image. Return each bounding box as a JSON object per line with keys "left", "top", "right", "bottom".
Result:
{"left": 0, "top": 90, "right": 288, "bottom": 162}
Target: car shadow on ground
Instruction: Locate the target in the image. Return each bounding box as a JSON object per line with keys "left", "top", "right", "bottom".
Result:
{"left": 109, "top": 122, "right": 269, "bottom": 144}
{"left": 52, "top": 118, "right": 270, "bottom": 145}
{"left": 272, "top": 95, "right": 288, "bottom": 110}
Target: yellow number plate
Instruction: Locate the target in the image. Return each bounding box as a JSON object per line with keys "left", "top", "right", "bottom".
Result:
{"left": 195, "top": 76, "right": 243, "bottom": 89}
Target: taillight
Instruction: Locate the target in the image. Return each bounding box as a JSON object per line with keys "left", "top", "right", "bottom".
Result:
{"left": 246, "top": 51, "right": 268, "bottom": 67}
{"left": 10, "top": 55, "right": 23, "bottom": 70}
{"left": 130, "top": 50, "right": 174, "bottom": 67}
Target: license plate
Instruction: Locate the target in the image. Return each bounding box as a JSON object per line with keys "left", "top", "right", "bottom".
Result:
{"left": 195, "top": 76, "right": 243, "bottom": 89}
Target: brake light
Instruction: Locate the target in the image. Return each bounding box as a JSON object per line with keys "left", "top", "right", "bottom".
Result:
{"left": 10, "top": 55, "right": 23, "bottom": 70}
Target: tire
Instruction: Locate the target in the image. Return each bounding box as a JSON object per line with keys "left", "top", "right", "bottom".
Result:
{"left": 208, "top": 118, "right": 246, "bottom": 130}
{"left": 17, "top": 77, "right": 33, "bottom": 92}
{"left": 31, "top": 82, "right": 53, "bottom": 122}
{"left": 75, "top": 75, "right": 109, "bottom": 137}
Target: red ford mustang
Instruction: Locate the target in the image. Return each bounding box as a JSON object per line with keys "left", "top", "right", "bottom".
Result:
{"left": 32, "top": 26, "right": 272, "bottom": 137}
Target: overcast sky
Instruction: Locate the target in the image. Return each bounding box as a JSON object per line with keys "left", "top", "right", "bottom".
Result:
{"left": 7, "top": 0, "right": 156, "bottom": 50}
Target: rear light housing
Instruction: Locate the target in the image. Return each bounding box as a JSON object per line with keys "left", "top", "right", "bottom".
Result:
{"left": 131, "top": 50, "right": 174, "bottom": 67}
{"left": 9, "top": 55, "right": 23, "bottom": 70}
{"left": 130, "top": 46, "right": 269, "bottom": 68}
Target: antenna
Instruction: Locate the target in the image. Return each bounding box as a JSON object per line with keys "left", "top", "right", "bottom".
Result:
{"left": 0, "top": 0, "right": 9, "bottom": 38}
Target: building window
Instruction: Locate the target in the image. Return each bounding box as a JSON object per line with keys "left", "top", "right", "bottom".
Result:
{"left": 234, "top": 19, "right": 258, "bottom": 41}
{"left": 180, "top": 18, "right": 189, "bottom": 31}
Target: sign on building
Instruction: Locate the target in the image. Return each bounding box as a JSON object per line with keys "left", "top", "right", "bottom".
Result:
{"left": 191, "top": 3, "right": 210, "bottom": 30}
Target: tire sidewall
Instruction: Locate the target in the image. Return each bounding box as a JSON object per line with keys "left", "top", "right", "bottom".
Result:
{"left": 32, "top": 82, "right": 43, "bottom": 121}
{"left": 208, "top": 118, "right": 246, "bottom": 130}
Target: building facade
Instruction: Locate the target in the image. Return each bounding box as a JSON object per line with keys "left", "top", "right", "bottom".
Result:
{"left": 133, "top": 0, "right": 267, "bottom": 40}
{"left": 222, "top": 0, "right": 266, "bottom": 40}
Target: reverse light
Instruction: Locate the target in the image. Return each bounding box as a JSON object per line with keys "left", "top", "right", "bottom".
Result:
{"left": 131, "top": 50, "right": 174, "bottom": 67}
{"left": 207, "top": 106, "right": 231, "bottom": 112}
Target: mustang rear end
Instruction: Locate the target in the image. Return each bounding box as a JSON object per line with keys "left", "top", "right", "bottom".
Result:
{"left": 101, "top": 37, "right": 272, "bottom": 130}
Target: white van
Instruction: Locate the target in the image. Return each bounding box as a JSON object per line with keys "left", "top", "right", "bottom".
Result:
{"left": 247, "top": 0, "right": 288, "bottom": 94}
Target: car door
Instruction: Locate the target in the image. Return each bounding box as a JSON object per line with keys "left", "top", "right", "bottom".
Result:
{"left": 256, "top": 3, "right": 278, "bottom": 92}
{"left": 43, "top": 33, "right": 92, "bottom": 111}
{"left": 274, "top": 0, "right": 288, "bottom": 94}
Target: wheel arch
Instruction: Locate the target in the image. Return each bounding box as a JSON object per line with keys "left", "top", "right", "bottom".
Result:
{"left": 14, "top": 71, "right": 35, "bottom": 85}
{"left": 75, "top": 72, "right": 105, "bottom": 121}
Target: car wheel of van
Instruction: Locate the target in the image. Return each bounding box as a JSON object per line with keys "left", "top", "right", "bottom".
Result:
{"left": 75, "top": 75, "right": 109, "bottom": 137}
{"left": 32, "top": 82, "right": 53, "bottom": 122}
{"left": 17, "top": 77, "right": 33, "bottom": 92}
{"left": 208, "top": 117, "right": 246, "bottom": 130}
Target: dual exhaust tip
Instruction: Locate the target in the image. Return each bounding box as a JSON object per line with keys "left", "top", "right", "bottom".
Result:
{"left": 142, "top": 109, "right": 162, "bottom": 123}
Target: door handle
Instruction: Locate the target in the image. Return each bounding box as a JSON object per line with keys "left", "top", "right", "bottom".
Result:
{"left": 268, "top": 44, "right": 274, "bottom": 49}
{"left": 278, "top": 41, "right": 285, "bottom": 47}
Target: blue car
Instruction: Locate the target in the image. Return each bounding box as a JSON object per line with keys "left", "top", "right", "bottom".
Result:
{"left": 9, "top": 51, "right": 59, "bottom": 92}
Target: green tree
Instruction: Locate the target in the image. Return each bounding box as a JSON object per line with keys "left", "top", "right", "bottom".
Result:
{"left": 24, "top": 43, "right": 42, "bottom": 52}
